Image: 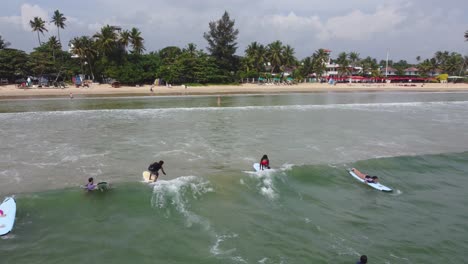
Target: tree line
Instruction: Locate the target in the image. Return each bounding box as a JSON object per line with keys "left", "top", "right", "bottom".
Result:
{"left": 1, "top": 11, "right": 467, "bottom": 85}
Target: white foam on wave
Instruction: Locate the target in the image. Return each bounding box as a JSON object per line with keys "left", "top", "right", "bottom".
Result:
{"left": 3, "top": 100, "right": 468, "bottom": 120}
{"left": 210, "top": 233, "right": 239, "bottom": 255}
{"left": 0, "top": 169, "right": 21, "bottom": 184}
{"left": 156, "top": 149, "right": 204, "bottom": 161}
{"left": 151, "top": 176, "right": 214, "bottom": 230}
{"left": 244, "top": 163, "right": 293, "bottom": 200}
{"left": 61, "top": 150, "right": 111, "bottom": 163}
{"left": 210, "top": 233, "right": 248, "bottom": 264}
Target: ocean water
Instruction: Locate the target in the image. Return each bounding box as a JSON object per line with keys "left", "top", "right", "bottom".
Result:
{"left": 1, "top": 92, "right": 468, "bottom": 263}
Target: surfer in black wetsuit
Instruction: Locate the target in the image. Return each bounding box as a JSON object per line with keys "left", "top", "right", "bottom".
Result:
{"left": 364, "top": 175, "right": 379, "bottom": 183}
{"left": 356, "top": 255, "right": 367, "bottom": 264}
{"left": 148, "top": 160, "right": 166, "bottom": 181}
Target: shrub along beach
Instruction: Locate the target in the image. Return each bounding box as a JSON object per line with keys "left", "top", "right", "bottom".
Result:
{"left": 1, "top": 10, "right": 467, "bottom": 99}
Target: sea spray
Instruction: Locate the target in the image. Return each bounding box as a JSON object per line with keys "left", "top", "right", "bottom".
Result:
{"left": 151, "top": 176, "right": 213, "bottom": 229}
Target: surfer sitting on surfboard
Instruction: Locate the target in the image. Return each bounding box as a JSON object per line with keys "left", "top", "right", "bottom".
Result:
{"left": 148, "top": 160, "right": 166, "bottom": 181}
{"left": 351, "top": 168, "right": 379, "bottom": 183}
{"left": 259, "top": 155, "right": 270, "bottom": 170}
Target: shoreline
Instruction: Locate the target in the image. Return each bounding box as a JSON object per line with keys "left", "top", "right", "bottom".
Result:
{"left": 1, "top": 83, "right": 468, "bottom": 99}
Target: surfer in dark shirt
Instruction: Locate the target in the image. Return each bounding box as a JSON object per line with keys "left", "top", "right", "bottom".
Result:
{"left": 148, "top": 160, "right": 166, "bottom": 181}
{"left": 356, "top": 255, "right": 367, "bottom": 264}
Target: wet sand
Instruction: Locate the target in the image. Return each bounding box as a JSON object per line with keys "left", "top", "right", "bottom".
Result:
{"left": 1, "top": 82, "right": 467, "bottom": 99}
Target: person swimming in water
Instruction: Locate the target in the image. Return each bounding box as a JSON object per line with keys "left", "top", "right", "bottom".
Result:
{"left": 148, "top": 160, "right": 166, "bottom": 181}
{"left": 259, "top": 154, "right": 270, "bottom": 170}
{"left": 351, "top": 168, "right": 379, "bottom": 183}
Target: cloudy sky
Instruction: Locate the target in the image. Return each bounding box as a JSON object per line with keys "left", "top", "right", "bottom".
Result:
{"left": 1, "top": 0, "right": 467, "bottom": 62}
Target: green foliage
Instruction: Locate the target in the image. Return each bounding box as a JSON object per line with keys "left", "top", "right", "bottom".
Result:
{"left": 203, "top": 11, "right": 239, "bottom": 72}
{"left": 104, "top": 53, "right": 161, "bottom": 85}
{"left": 0, "top": 35, "right": 11, "bottom": 49}
{"left": 0, "top": 48, "right": 29, "bottom": 81}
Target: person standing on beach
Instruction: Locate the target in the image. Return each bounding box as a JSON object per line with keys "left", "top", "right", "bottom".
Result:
{"left": 69, "top": 92, "right": 73, "bottom": 99}
{"left": 148, "top": 160, "right": 166, "bottom": 181}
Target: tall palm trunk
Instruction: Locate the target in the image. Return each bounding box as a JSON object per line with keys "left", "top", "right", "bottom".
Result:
{"left": 37, "top": 32, "right": 41, "bottom": 45}
{"left": 57, "top": 27, "right": 61, "bottom": 45}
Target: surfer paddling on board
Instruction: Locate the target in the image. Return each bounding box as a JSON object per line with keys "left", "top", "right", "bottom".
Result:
{"left": 84, "top": 177, "right": 109, "bottom": 192}
{"left": 86, "top": 177, "right": 96, "bottom": 191}
{"left": 351, "top": 168, "right": 379, "bottom": 183}
{"left": 148, "top": 160, "right": 166, "bottom": 182}
{"left": 259, "top": 155, "right": 270, "bottom": 170}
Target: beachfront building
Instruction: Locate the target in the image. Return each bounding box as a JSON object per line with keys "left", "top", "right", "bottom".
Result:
{"left": 404, "top": 67, "right": 419, "bottom": 76}
{"left": 382, "top": 66, "right": 397, "bottom": 76}
{"left": 324, "top": 62, "right": 339, "bottom": 77}
{"left": 428, "top": 69, "right": 443, "bottom": 77}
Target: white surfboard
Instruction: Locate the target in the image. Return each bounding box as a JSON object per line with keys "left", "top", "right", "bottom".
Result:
{"left": 0, "top": 197, "right": 16, "bottom": 236}
{"left": 253, "top": 163, "right": 273, "bottom": 172}
{"left": 142, "top": 171, "right": 156, "bottom": 183}
{"left": 348, "top": 169, "right": 392, "bottom": 192}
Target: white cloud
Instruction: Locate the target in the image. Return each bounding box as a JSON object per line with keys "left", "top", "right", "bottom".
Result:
{"left": 0, "top": 15, "right": 22, "bottom": 26}
{"left": 1, "top": 0, "right": 466, "bottom": 59}
{"left": 318, "top": 4, "right": 406, "bottom": 41}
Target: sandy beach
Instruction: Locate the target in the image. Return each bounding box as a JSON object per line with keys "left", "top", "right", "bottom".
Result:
{"left": 1, "top": 82, "right": 468, "bottom": 99}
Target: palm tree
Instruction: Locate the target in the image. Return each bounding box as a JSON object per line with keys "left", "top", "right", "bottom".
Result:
{"left": 93, "top": 25, "right": 118, "bottom": 56}
{"left": 245, "top": 42, "right": 267, "bottom": 73}
{"left": 434, "top": 51, "right": 450, "bottom": 67}
{"left": 418, "top": 59, "right": 433, "bottom": 77}
{"left": 47, "top": 36, "right": 61, "bottom": 50}
{"left": 29, "top": 17, "right": 48, "bottom": 46}
{"left": 245, "top": 41, "right": 260, "bottom": 71}
{"left": 267, "top": 40, "right": 283, "bottom": 73}
{"left": 311, "top": 49, "right": 330, "bottom": 78}
{"left": 336, "top": 52, "right": 350, "bottom": 77}
{"left": 70, "top": 36, "right": 97, "bottom": 79}
{"left": 184, "top": 43, "right": 197, "bottom": 56}
{"left": 129, "top": 27, "right": 145, "bottom": 55}
{"left": 282, "top": 45, "right": 296, "bottom": 69}
{"left": 119, "top": 30, "right": 130, "bottom": 53}
{"left": 348, "top": 52, "right": 360, "bottom": 67}
{"left": 51, "top": 10, "right": 66, "bottom": 45}
{"left": 416, "top": 56, "right": 421, "bottom": 62}
{"left": 46, "top": 36, "right": 61, "bottom": 62}
{"left": 0, "top": 35, "right": 10, "bottom": 49}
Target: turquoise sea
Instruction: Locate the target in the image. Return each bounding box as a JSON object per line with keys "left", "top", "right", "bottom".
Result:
{"left": 1, "top": 92, "right": 468, "bottom": 263}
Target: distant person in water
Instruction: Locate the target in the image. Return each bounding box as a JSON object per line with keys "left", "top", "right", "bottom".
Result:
{"left": 356, "top": 255, "right": 368, "bottom": 264}
{"left": 86, "top": 177, "right": 96, "bottom": 191}
{"left": 148, "top": 160, "right": 166, "bottom": 181}
{"left": 259, "top": 154, "right": 270, "bottom": 170}
{"left": 351, "top": 168, "right": 379, "bottom": 183}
